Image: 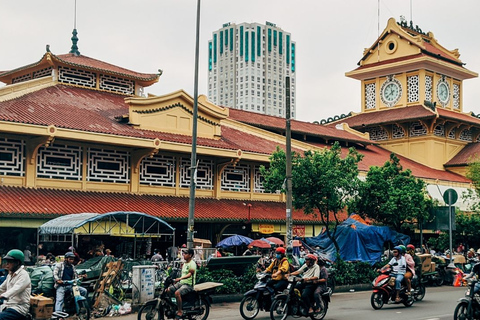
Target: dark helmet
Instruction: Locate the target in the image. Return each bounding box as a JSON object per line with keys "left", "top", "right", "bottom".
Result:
{"left": 4, "top": 249, "right": 25, "bottom": 264}
{"left": 65, "top": 252, "right": 76, "bottom": 259}
{"left": 393, "top": 246, "right": 402, "bottom": 253}
{"left": 398, "top": 245, "right": 406, "bottom": 254}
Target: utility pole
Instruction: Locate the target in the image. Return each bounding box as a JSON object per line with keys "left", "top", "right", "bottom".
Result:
{"left": 187, "top": 0, "right": 201, "bottom": 250}
{"left": 285, "top": 77, "right": 293, "bottom": 249}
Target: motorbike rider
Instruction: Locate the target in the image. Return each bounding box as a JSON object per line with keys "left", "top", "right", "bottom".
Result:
{"left": 313, "top": 258, "right": 329, "bottom": 313}
{"left": 463, "top": 249, "right": 480, "bottom": 294}
{"left": 0, "top": 250, "right": 31, "bottom": 320}
{"left": 289, "top": 254, "right": 320, "bottom": 314}
{"left": 166, "top": 248, "right": 197, "bottom": 318}
{"left": 402, "top": 245, "right": 415, "bottom": 295}
{"left": 265, "top": 247, "right": 290, "bottom": 292}
{"left": 53, "top": 252, "right": 88, "bottom": 312}
{"left": 383, "top": 245, "right": 406, "bottom": 303}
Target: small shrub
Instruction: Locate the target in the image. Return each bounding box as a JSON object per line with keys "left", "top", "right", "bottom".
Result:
{"left": 196, "top": 265, "right": 257, "bottom": 294}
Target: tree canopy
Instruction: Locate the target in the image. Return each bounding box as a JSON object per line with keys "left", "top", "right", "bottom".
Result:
{"left": 260, "top": 142, "right": 363, "bottom": 250}
{"left": 349, "top": 153, "right": 432, "bottom": 232}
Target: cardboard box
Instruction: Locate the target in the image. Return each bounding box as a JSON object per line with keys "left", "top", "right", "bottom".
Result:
{"left": 30, "top": 296, "right": 54, "bottom": 320}
{"left": 417, "top": 254, "right": 432, "bottom": 273}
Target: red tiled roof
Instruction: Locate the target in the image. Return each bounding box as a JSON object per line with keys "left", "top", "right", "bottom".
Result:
{"left": 437, "top": 108, "right": 480, "bottom": 126}
{"left": 0, "top": 53, "right": 158, "bottom": 82}
{"left": 445, "top": 142, "right": 480, "bottom": 166}
{"left": 308, "top": 142, "right": 470, "bottom": 183}
{"left": 0, "top": 185, "right": 345, "bottom": 223}
{"left": 326, "top": 105, "right": 435, "bottom": 128}
{"left": 54, "top": 54, "right": 158, "bottom": 81}
{"left": 0, "top": 85, "right": 286, "bottom": 155}
{"left": 228, "top": 108, "right": 372, "bottom": 144}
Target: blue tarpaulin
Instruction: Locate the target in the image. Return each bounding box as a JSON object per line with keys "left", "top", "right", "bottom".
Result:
{"left": 305, "top": 214, "right": 410, "bottom": 264}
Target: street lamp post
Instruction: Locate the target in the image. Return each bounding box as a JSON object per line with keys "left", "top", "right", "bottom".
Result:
{"left": 285, "top": 76, "right": 292, "bottom": 249}
{"left": 187, "top": 0, "right": 201, "bottom": 250}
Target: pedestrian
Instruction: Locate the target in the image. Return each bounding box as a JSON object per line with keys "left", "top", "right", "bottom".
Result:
{"left": 23, "top": 246, "right": 33, "bottom": 266}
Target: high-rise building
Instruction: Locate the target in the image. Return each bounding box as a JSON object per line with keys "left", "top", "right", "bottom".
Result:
{"left": 208, "top": 21, "right": 296, "bottom": 118}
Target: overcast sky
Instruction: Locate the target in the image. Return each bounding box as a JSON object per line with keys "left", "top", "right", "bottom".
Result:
{"left": 2, "top": 1, "right": 480, "bottom": 123}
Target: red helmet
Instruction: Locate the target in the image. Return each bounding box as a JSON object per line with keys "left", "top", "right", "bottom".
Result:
{"left": 275, "top": 247, "right": 286, "bottom": 254}
{"left": 407, "top": 244, "right": 415, "bottom": 251}
{"left": 305, "top": 254, "right": 318, "bottom": 261}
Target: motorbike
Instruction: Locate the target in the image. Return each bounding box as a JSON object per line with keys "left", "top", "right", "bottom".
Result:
{"left": 269, "top": 276, "right": 331, "bottom": 320}
{"left": 240, "top": 273, "right": 274, "bottom": 319}
{"left": 411, "top": 275, "right": 426, "bottom": 301}
{"left": 138, "top": 267, "right": 222, "bottom": 320}
{"left": 61, "top": 277, "right": 91, "bottom": 320}
{"left": 454, "top": 279, "right": 480, "bottom": 320}
{"left": 370, "top": 266, "right": 414, "bottom": 309}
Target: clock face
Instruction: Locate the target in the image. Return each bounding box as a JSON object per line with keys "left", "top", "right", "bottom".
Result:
{"left": 437, "top": 81, "right": 450, "bottom": 104}
{"left": 380, "top": 78, "right": 402, "bottom": 107}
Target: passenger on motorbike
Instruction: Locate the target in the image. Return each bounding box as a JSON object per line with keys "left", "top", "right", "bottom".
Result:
{"left": 0, "top": 250, "right": 31, "bottom": 320}
{"left": 265, "top": 247, "right": 290, "bottom": 292}
{"left": 53, "top": 252, "right": 88, "bottom": 312}
{"left": 383, "top": 245, "right": 406, "bottom": 303}
{"left": 463, "top": 249, "right": 480, "bottom": 294}
{"left": 166, "top": 248, "right": 197, "bottom": 318}
{"left": 403, "top": 245, "right": 415, "bottom": 295}
{"left": 313, "top": 258, "right": 328, "bottom": 313}
{"left": 289, "top": 254, "right": 320, "bottom": 314}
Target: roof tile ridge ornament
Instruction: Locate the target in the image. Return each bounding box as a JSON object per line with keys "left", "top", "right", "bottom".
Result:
{"left": 69, "top": 28, "right": 80, "bottom": 56}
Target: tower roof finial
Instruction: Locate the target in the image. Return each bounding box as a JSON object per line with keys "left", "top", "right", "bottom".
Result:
{"left": 69, "top": 28, "right": 80, "bottom": 56}
{"left": 69, "top": 0, "right": 80, "bottom": 56}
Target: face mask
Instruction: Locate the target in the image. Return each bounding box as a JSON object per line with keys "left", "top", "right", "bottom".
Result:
{"left": 276, "top": 254, "right": 282, "bottom": 259}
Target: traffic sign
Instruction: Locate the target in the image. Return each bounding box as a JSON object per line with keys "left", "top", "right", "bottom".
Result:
{"left": 443, "top": 188, "right": 458, "bottom": 205}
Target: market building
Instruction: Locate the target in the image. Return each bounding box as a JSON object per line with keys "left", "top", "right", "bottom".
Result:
{"left": 0, "top": 18, "right": 477, "bottom": 256}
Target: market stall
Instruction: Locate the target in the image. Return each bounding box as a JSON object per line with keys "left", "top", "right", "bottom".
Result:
{"left": 37, "top": 211, "right": 175, "bottom": 259}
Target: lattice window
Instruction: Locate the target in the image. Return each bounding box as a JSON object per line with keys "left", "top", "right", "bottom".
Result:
{"left": 140, "top": 154, "right": 176, "bottom": 187}
{"left": 409, "top": 121, "right": 427, "bottom": 137}
{"left": 87, "top": 148, "right": 129, "bottom": 183}
{"left": 100, "top": 74, "right": 135, "bottom": 95}
{"left": 453, "top": 83, "right": 460, "bottom": 109}
{"left": 33, "top": 67, "right": 53, "bottom": 79}
{"left": 448, "top": 128, "right": 456, "bottom": 139}
{"left": 434, "top": 124, "right": 445, "bottom": 137}
{"left": 392, "top": 124, "right": 405, "bottom": 139}
{"left": 37, "top": 144, "right": 82, "bottom": 180}
{"left": 365, "top": 126, "right": 388, "bottom": 141}
{"left": 12, "top": 73, "right": 32, "bottom": 84}
{"left": 254, "top": 165, "right": 270, "bottom": 193}
{"left": 221, "top": 163, "right": 250, "bottom": 192}
{"left": 407, "top": 75, "right": 419, "bottom": 102}
{"left": 459, "top": 129, "right": 472, "bottom": 141}
{"left": 365, "top": 83, "right": 376, "bottom": 109}
{"left": 59, "top": 66, "right": 96, "bottom": 88}
{"left": 425, "top": 75, "right": 433, "bottom": 102}
{"left": 179, "top": 157, "right": 214, "bottom": 190}
{"left": 0, "top": 138, "right": 25, "bottom": 177}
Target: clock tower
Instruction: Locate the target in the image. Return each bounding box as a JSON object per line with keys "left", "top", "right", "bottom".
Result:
{"left": 334, "top": 18, "right": 480, "bottom": 174}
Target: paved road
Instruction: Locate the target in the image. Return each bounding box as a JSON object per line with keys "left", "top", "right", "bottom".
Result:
{"left": 116, "top": 285, "right": 466, "bottom": 320}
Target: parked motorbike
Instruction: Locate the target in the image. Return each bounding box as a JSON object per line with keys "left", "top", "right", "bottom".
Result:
{"left": 62, "top": 277, "right": 91, "bottom": 320}
{"left": 138, "top": 267, "right": 222, "bottom": 320}
{"left": 370, "top": 266, "right": 414, "bottom": 309}
{"left": 454, "top": 279, "right": 480, "bottom": 320}
{"left": 240, "top": 273, "right": 274, "bottom": 319}
{"left": 269, "top": 276, "right": 331, "bottom": 320}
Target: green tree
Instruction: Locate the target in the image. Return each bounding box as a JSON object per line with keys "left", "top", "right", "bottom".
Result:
{"left": 465, "top": 158, "right": 480, "bottom": 211}
{"left": 260, "top": 142, "right": 363, "bottom": 250}
{"left": 455, "top": 210, "right": 480, "bottom": 249}
{"left": 349, "top": 153, "right": 432, "bottom": 232}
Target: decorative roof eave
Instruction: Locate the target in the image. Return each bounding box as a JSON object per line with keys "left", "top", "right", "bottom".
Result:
{"left": 126, "top": 90, "right": 229, "bottom": 120}
{"left": 0, "top": 53, "right": 51, "bottom": 84}
{"left": 0, "top": 121, "right": 162, "bottom": 149}
{"left": 51, "top": 53, "right": 160, "bottom": 86}
{"left": 346, "top": 54, "right": 478, "bottom": 81}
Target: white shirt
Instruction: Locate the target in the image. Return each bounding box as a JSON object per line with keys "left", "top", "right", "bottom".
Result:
{"left": 0, "top": 266, "right": 32, "bottom": 315}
